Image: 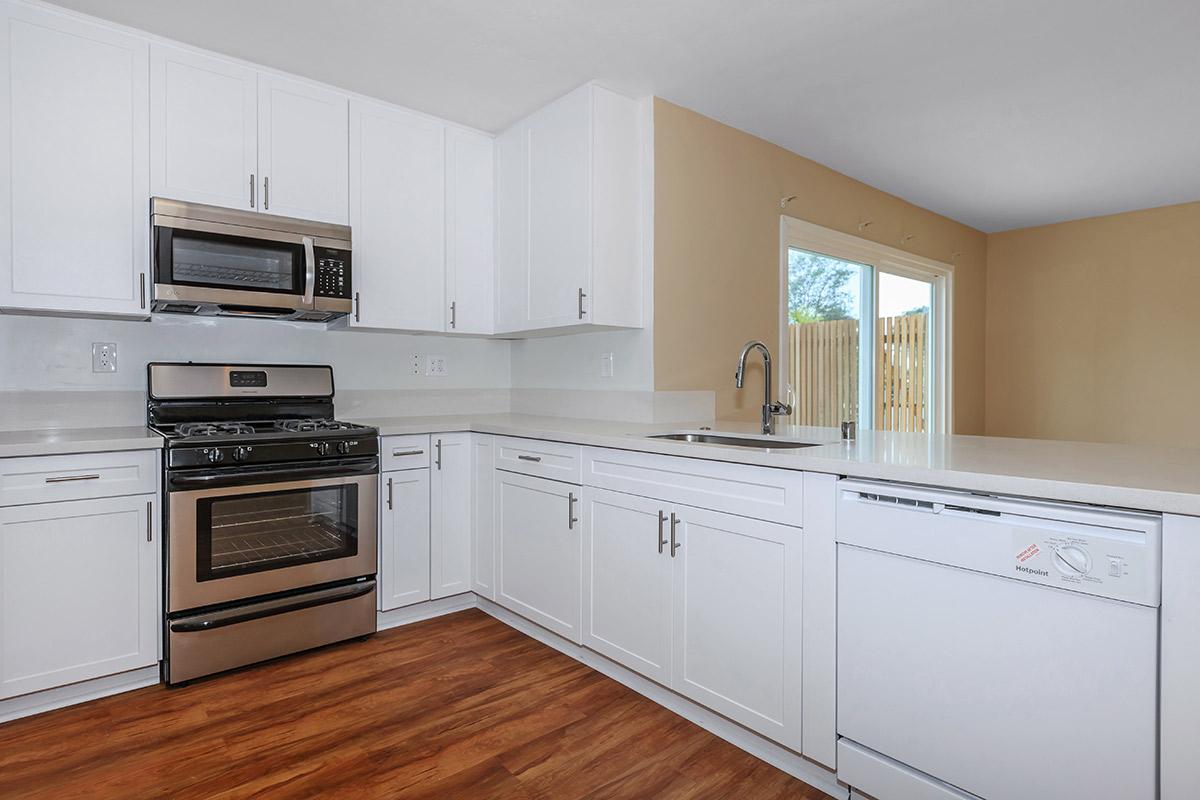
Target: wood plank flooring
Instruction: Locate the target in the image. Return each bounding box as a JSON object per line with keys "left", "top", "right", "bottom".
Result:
{"left": 0, "top": 609, "right": 834, "bottom": 799}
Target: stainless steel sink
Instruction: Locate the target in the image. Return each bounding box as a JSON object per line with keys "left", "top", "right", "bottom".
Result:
{"left": 647, "top": 433, "right": 822, "bottom": 449}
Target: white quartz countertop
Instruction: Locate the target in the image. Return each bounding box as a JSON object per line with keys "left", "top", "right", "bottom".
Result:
{"left": 352, "top": 414, "right": 1200, "bottom": 516}
{"left": 0, "top": 426, "right": 164, "bottom": 458}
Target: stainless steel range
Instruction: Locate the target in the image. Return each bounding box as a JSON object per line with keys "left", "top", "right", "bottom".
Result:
{"left": 148, "top": 363, "right": 378, "bottom": 684}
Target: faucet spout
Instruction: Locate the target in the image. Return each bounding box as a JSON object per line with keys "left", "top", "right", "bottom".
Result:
{"left": 734, "top": 340, "right": 791, "bottom": 435}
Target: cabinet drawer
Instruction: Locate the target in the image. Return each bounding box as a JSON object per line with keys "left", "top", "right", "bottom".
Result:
{"left": 0, "top": 451, "right": 158, "bottom": 507}
{"left": 583, "top": 447, "right": 803, "bottom": 527}
{"left": 381, "top": 435, "right": 431, "bottom": 471}
{"left": 495, "top": 436, "right": 582, "bottom": 484}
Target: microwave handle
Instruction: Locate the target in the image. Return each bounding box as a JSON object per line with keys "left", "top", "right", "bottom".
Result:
{"left": 302, "top": 236, "right": 316, "bottom": 306}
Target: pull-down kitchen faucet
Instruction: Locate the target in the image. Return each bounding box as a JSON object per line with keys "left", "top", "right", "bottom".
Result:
{"left": 735, "top": 341, "right": 792, "bottom": 435}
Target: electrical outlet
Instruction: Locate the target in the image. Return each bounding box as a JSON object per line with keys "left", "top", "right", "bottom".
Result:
{"left": 600, "top": 352, "right": 614, "bottom": 378}
{"left": 92, "top": 342, "right": 118, "bottom": 373}
{"left": 425, "top": 355, "right": 448, "bottom": 376}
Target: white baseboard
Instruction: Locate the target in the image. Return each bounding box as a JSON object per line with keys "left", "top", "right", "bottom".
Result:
{"left": 376, "top": 593, "right": 478, "bottom": 630}
{"left": 0, "top": 665, "right": 160, "bottom": 724}
{"left": 476, "top": 598, "right": 847, "bottom": 800}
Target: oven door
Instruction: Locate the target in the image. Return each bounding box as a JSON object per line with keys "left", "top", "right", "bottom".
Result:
{"left": 153, "top": 217, "right": 315, "bottom": 314}
{"left": 167, "top": 459, "right": 377, "bottom": 613}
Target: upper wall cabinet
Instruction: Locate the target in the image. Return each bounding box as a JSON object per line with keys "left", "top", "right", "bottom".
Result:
{"left": 349, "top": 99, "right": 446, "bottom": 331}
{"left": 445, "top": 127, "right": 495, "bottom": 335}
{"left": 0, "top": 2, "right": 150, "bottom": 318}
{"left": 258, "top": 75, "right": 349, "bottom": 225}
{"left": 150, "top": 50, "right": 348, "bottom": 225}
{"left": 150, "top": 45, "right": 257, "bottom": 211}
{"left": 495, "top": 83, "right": 643, "bottom": 335}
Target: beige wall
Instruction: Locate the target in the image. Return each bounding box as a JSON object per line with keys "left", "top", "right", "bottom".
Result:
{"left": 985, "top": 201, "right": 1200, "bottom": 446}
{"left": 652, "top": 99, "right": 990, "bottom": 432}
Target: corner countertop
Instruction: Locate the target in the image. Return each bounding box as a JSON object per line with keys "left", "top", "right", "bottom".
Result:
{"left": 0, "top": 426, "right": 164, "bottom": 458}
{"left": 352, "top": 413, "right": 1200, "bottom": 516}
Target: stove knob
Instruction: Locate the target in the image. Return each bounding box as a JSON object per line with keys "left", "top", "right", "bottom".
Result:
{"left": 315, "top": 441, "right": 332, "bottom": 456}
{"left": 337, "top": 440, "right": 352, "bottom": 455}
{"left": 233, "top": 446, "right": 252, "bottom": 462}
{"left": 205, "top": 448, "right": 224, "bottom": 464}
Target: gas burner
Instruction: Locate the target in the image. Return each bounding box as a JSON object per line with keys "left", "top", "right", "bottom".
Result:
{"left": 177, "top": 422, "right": 257, "bottom": 437}
{"left": 274, "top": 418, "right": 357, "bottom": 433}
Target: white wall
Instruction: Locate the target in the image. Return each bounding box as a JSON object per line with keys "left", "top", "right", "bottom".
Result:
{"left": 509, "top": 328, "right": 651, "bottom": 391}
{"left": 0, "top": 313, "right": 511, "bottom": 392}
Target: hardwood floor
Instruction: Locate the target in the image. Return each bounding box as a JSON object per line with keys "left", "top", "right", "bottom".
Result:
{"left": 0, "top": 609, "right": 833, "bottom": 799}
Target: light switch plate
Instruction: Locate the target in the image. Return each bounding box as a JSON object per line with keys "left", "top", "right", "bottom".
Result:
{"left": 426, "top": 355, "right": 448, "bottom": 376}
{"left": 600, "top": 352, "right": 614, "bottom": 378}
{"left": 92, "top": 342, "right": 118, "bottom": 373}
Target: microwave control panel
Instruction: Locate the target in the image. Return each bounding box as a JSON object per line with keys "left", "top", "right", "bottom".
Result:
{"left": 314, "top": 247, "right": 352, "bottom": 299}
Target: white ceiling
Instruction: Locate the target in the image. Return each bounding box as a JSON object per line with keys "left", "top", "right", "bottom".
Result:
{"left": 51, "top": 0, "right": 1200, "bottom": 232}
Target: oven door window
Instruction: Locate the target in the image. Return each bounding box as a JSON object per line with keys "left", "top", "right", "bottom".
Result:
{"left": 195, "top": 485, "right": 358, "bottom": 581}
{"left": 160, "top": 228, "right": 306, "bottom": 295}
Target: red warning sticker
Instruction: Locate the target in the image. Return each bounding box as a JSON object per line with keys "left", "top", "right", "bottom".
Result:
{"left": 1016, "top": 543, "right": 1040, "bottom": 563}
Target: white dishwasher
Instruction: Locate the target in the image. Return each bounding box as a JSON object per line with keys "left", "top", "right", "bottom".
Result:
{"left": 835, "top": 479, "right": 1161, "bottom": 800}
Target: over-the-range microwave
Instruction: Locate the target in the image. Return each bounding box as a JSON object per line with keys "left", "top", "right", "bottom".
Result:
{"left": 151, "top": 197, "right": 353, "bottom": 322}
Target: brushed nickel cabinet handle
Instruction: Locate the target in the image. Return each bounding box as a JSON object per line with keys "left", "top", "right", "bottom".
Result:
{"left": 45, "top": 474, "right": 101, "bottom": 484}
{"left": 657, "top": 510, "right": 668, "bottom": 554}
{"left": 391, "top": 449, "right": 424, "bottom": 457}
{"left": 139, "top": 273, "right": 147, "bottom": 309}
{"left": 146, "top": 500, "right": 153, "bottom": 542}
{"left": 670, "top": 513, "right": 681, "bottom": 557}
{"left": 449, "top": 301, "right": 456, "bottom": 329}
{"left": 517, "top": 454, "right": 542, "bottom": 463}
{"left": 577, "top": 287, "right": 587, "bottom": 319}
{"left": 568, "top": 492, "right": 579, "bottom": 530}
{"left": 435, "top": 438, "right": 442, "bottom": 470}
{"left": 386, "top": 477, "right": 394, "bottom": 510}
{"left": 250, "top": 173, "right": 256, "bottom": 208}
{"left": 354, "top": 292, "right": 361, "bottom": 322}
{"left": 263, "top": 176, "right": 269, "bottom": 210}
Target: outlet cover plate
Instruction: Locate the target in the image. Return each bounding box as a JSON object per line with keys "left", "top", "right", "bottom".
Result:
{"left": 92, "top": 342, "right": 118, "bottom": 373}
{"left": 425, "top": 355, "right": 448, "bottom": 376}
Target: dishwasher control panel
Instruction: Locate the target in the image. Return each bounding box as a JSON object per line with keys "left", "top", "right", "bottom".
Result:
{"left": 1010, "top": 523, "right": 1153, "bottom": 604}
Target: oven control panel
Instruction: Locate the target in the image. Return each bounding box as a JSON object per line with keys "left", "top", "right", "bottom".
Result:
{"left": 314, "top": 247, "right": 352, "bottom": 300}
{"left": 167, "top": 437, "right": 379, "bottom": 469}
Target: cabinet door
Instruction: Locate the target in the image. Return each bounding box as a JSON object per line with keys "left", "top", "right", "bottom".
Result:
{"left": 670, "top": 506, "right": 802, "bottom": 749}
{"left": 493, "top": 120, "right": 528, "bottom": 333}
{"left": 471, "top": 435, "right": 496, "bottom": 599}
{"left": 495, "top": 470, "right": 581, "bottom": 643}
{"left": 0, "top": 4, "right": 149, "bottom": 317}
{"left": 430, "top": 434, "right": 472, "bottom": 599}
{"left": 150, "top": 45, "right": 257, "bottom": 211}
{"left": 444, "top": 127, "right": 494, "bottom": 334}
{"left": 258, "top": 74, "right": 348, "bottom": 224}
{"left": 582, "top": 487, "right": 672, "bottom": 685}
{"left": 348, "top": 99, "right": 444, "bottom": 330}
{"left": 525, "top": 86, "right": 591, "bottom": 329}
{"left": 379, "top": 469, "right": 430, "bottom": 611}
{"left": 0, "top": 495, "right": 157, "bottom": 698}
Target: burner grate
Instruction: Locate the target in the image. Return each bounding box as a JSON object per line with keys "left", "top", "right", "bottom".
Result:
{"left": 274, "top": 419, "right": 357, "bottom": 433}
{"left": 177, "top": 422, "right": 257, "bottom": 437}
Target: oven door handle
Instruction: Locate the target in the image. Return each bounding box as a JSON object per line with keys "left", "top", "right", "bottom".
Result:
{"left": 169, "top": 580, "right": 376, "bottom": 633}
{"left": 168, "top": 460, "right": 377, "bottom": 490}
{"left": 301, "top": 236, "right": 316, "bottom": 307}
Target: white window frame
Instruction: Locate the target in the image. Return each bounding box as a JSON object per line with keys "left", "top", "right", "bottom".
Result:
{"left": 779, "top": 216, "right": 954, "bottom": 434}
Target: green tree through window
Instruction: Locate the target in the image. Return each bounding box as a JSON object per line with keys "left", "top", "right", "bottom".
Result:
{"left": 788, "top": 249, "right": 854, "bottom": 323}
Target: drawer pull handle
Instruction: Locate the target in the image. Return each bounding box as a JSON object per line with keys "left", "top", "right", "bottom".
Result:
{"left": 45, "top": 474, "right": 101, "bottom": 484}
{"left": 391, "top": 449, "right": 424, "bottom": 457}
{"left": 517, "top": 454, "right": 542, "bottom": 463}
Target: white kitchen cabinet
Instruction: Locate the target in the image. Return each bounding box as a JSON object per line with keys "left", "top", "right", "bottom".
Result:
{"left": 670, "top": 505, "right": 802, "bottom": 749}
{"left": 495, "top": 470, "right": 582, "bottom": 643}
{"left": 258, "top": 73, "right": 348, "bottom": 225}
{"left": 0, "top": 494, "right": 158, "bottom": 699}
{"left": 445, "top": 127, "right": 494, "bottom": 334}
{"left": 379, "top": 468, "right": 430, "bottom": 610}
{"left": 348, "top": 99, "right": 445, "bottom": 330}
{"left": 582, "top": 487, "right": 673, "bottom": 685}
{"left": 471, "top": 435, "right": 496, "bottom": 599}
{"left": 430, "top": 434, "right": 472, "bottom": 599}
{"left": 0, "top": 2, "right": 149, "bottom": 318}
{"left": 150, "top": 44, "right": 257, "bottom": 210}
{"left": 494, "top": 82, "right": 643, "bottom": 334}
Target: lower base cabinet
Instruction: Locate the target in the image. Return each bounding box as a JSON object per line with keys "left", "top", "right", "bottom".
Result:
{"left": 495, "top": 469, "right": 582, "bottom": 643}
{"left": 0, "top": 495, "right": 158, "bottom": 699}
{"left": 379, "top": 468, "right": 430, "bottom": 610}
{"left": 582, "top": 486, "right": 803, "bottom": 749}
{"left": 430, "top": 434, "right": 472, "bottom": 599}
